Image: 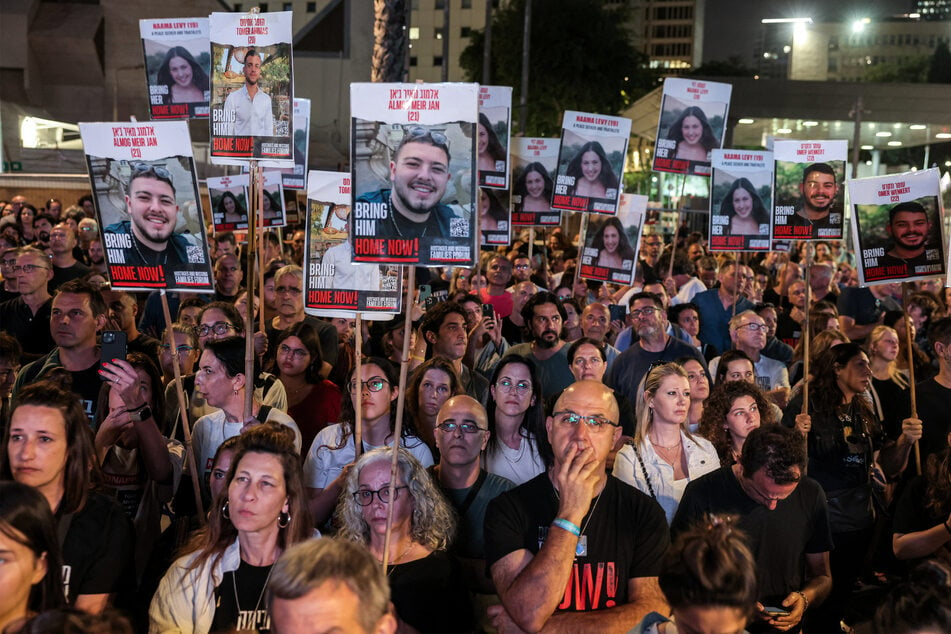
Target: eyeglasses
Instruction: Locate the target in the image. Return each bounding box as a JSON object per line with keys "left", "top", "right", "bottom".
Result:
{"left": 196, "top": 322, "right": 236, "bottom": 337}
{"left": 495, "top": 378, "right": 532, "bottom": 395}
{"left": 159, "top": 344, "right": 195, "bottom": 353}
{"left": 553, "top": 410, "right": 618, "bottom": 431}
{"left": 629, "top": 306, "right": 659, "bottom": 318}
{"left": 11, "top": 264, "right": 50, "bottom": 273}
{"left": 132, "top": 162, "right": 172, "bottom": 181}
{"left": 278, "top": 344, "right": 309, "bottom": 360}
{"left": 735, "top": 323, "right": 768, "bottom": 333}
{"left": 353, "top": 485, "right": 408, "bottom": 506}
{"left": 1, "top": 258, "right": 17, "bottom": 268}
{"left": 275, "top": 286, "right": 302, "bottom": 295}
{"left": 435, "top": 421, "right": 486, "bottom": 434}
{"left": 349, "top": 377, "right": 389, "bottom": 393}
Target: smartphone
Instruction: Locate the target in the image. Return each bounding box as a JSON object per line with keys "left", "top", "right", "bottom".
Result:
{"left": 481, "top": 303, "right": 494, "bottom": 319}
{"left": 763, "top": 607, "right": 791, "bottom": 617}
{"left": 100, "top": 330, "right": 128, "bottom": 379}
{"left": 608, "top": 304, "right": 627, "bottom": 322}
{"left": 418, "top": 285, "right": 432, "bottom": 306}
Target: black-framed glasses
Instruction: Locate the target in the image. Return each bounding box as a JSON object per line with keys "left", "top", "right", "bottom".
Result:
{"left": 735, "top": 323, "right": 768, "bottom": 333}
{"left": 278, "top": 344, "right": 309, "bottom": 360}
{"left": 196, "top": 322, "right": 236, "bottom": 337}
{"left": 349, "top": 377, "right": 389, "bottom": 393}
{"left": 496, "top": 378, "right": 532, "bottom": 395}
{"left": 11, "top": 264, "right": 50, "bottom": 273}
{"left": 275, "top": 286, "right": 302, "bottom": 295}
{"left": 353, "top": 485, "right": 408, "bottom": 506}
{"left": 160, "top": 344, "right": 195, "bottom": 354}
{"left": 629, "top": 306, "right": 659, "bottom": 318}
{"left": 435, "top": 421, "right": 486, "bottom": 434}
{"left": 553, "top": 410, "right": 618, "bottom": 431}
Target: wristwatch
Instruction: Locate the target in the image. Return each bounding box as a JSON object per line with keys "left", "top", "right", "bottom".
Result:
{"left": 128, "top": 404, "right": 152, "bottom": 422}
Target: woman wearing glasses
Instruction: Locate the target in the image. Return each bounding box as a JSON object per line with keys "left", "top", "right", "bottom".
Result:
{"left": 150, "top": 423, "right": 314, "bottom": 634}
{"left": 273, "top": 323, "right": 341, "bottom": 460}
{"left": 303, "top": 357, "right": 433, "bottom": 526}
{"left": 191, "top": 337, "right": 301, "bottom": 502}
{"left": 158, "top": 322, "right": 199, "bottom": 386}
{"left": 485, "top": 356, "right": 546, "bottom": 485}
{"left": 612, "top": 363, "right": 719, "bottom": 524}
{"left": 336, "top": 447, "right": 474, "bottom": 633}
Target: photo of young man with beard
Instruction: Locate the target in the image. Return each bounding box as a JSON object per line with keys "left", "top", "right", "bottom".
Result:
{"left": 787, "top": 163, "right": 841, "bottom": 238}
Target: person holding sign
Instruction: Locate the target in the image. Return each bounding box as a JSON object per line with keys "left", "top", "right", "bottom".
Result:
{"left": 355, "top": 126, "right": 459, "bottom": 241}
{"left": 513, "top": 163, "right": 553, "bottom": 212}
{"left": 788, "top": 163, "right": 839, "bottom": 231}
{"left": 565, "top": 141, "right": 618, "bottom": 200}
{"left": 879, "top": 201, "right": 932, "bottom": 268}
{"left": 591, "top": 216, "right": 636, "bottom": 270}
{"left": 221, "top": 49, "right": 274, "bottom": 137}
{"left": 156, "top": 47, "right": 208, "bottom": 105}
{"left": 721, "top": 177, "right": 769, "bottom": 236}
{"left": 668, "top": 106, "right": 718, "bottom": 163}
{"left": 103, "top": 163, "right": 201, "bottom": 269}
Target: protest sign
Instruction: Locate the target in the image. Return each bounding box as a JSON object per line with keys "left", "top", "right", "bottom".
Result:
{"left": 579, "top": 194, "right": 645, "bottom": 285}
{"left": 709, "top": 149, "right": 773, "bottom": 252}
{"left": 209, "top": 11, "right": 294, "bottom": 166}
{"left": 79, "top": 121, "right": 213, "bottom": 292}
{"left": 652, "top": 78, "right": 731, "bottom": 177}
{"left": 277, "top": 98, "right": 310, "bottom": 190}
{"left": 304, "top": 170, "right": 402, "bottom": 317}
{"left": 477, "top": 86, "right": 512, "bottom": 189}
{"left": 479, "top": 188, "right": 511, "bottom": 246}
{"left": 552, "top": 111, "right": 630, "bottom": 214}
{"left": 849, "top": 168, "right": 946, "bottom": 285}
{"left": 510, "top": 137, "right": 561, "bottom": 226}
{"left": 208, "top": 174, "right": 250, "bottom": 231}
{"left": 140, "top": 18, "right": 210, "bottom": 120}
{"left": 773, "top": 140, "right": 847, "bottom": 240}
{"left": 350, "top": 82, "right": 478, "bottom": 267}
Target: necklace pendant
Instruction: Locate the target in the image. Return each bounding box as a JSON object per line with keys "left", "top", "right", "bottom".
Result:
{"left": 575, "top": 534, "right": 588, "bottom": 557}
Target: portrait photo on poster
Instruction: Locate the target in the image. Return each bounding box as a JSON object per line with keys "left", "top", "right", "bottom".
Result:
{"left": 479, "top": 187, "right": 511, "bottom": 246}
{"left": 709, "top": 170, "right": 772, "bottom": 251}
{"left": 511, "top": 137, "right": 561, "bottom": 226}
{"left": 477, "top": 109, "right": 509, "bottom": 188}
{"left": 207, "top": 174, "right": 250, "bottom": 231}
{"left": 94, "top": 157, "right": 212, "bottom": 291}
{"left": 653, "top": 99, "right": 726, "bottom": 176}
{"left": 554, "top": 130, "right": 625, "bottom": 214}
{"left": 140, "top": 18, "right": 210, "bottom": 120}
{"left": 773, "top": 160, "right": 845, "bottom": 241}
{"left": 350, "top": 120, "right": 476, "bottom": 266}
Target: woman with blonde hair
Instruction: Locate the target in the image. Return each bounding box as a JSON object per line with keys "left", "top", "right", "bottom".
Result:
{"left": 336, "top": 447, "right": 473, "bottom": 632}
{"left": 867, "top": 325, "right": 911, "bottom": 439}
{"left": 613, "top": 363, "right": 719, "bottom": 523}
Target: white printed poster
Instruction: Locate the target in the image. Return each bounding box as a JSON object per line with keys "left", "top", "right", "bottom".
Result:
{"left": 510, "top": 137, "right": 561, "bottom": 226}
{"left": 579, "top": 194, "right": 646, "bottom": 285}
{"left": 552, "top": 111, "right": 630, "bottom": 215}
{"left": 140, "top": 18, "right": 211, "bottom": 120}
{"left": 709, "top": 149, "right": 774, "bottom": 252}
{"left": 652, "top": 78, "right": 732, "bottom": 177}
{"left": 773, "top": 140, "right": 847, "bottom": 241}
{"left": 477, "top": 85, "right": 512, "bottom": 189}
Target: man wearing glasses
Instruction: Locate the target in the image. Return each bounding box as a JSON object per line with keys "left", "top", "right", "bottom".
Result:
{"left": 710, "top": 310, "right": 790, "bottom": 407}
{"left": 430, "top": 395, "right": 514, "bottom": 595}
{"left": 785, "top": 162, "right": 842, "bottom": 239}
{"left": 485, "top": 380, "right": 669, "bottom": 632}
{"left": 354, "top": 127, "right": 461, "bottom": 262}
{"left": 0, "top": 247, "right": 55, "bottom": 362}
{"left": 606, "top": 292, "right": 704, "bottom": 407}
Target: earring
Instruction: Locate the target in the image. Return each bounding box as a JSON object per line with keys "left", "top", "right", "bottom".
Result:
{"left": 278, "top": 511, "right": 290, "bottom": 528}
{"left": 222, "top": 500, "right": 231, "bottom": 519}
{"left": 233, "top": 387, "right": 239, "bottom": 396}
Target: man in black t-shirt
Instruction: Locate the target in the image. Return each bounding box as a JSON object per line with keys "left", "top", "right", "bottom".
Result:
{"left": 672, "top": 426, "right": 833, "bottom": 633}
{"left": 484, "top": 380, "right": 669, "bottom": 632}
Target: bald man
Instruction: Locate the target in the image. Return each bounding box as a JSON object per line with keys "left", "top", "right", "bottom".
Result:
{"left": 485, "top": 381, "right": 669, "bottom": 632}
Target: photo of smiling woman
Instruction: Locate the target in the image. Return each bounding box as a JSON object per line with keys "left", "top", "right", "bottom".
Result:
{"left": 565, "top": 141, "right": 619, "bottom": 201}
{"left": 512, "top": 162, "right": 553, "bottom": 212}
{"left": 720, "top": 177, "right": 769, "bottom": 236}
{"left": 156, "top": 46, "right": 209, "bottom": 105}
{"left": 667, "top": 106, "right": 719, "bottom": 164}
{"left": 591, "top": 216, "right": 636, "bottom": 270}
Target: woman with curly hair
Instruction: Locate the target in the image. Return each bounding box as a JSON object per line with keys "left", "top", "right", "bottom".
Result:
{"left": 892, "top": 439, "right": 951, "bottom": 561}
{"left": 591, "top": 216, "right": 636, "bottom": 270}
{"left": 513, "top": 162, "right": 553, "bottom": 212}
{"left": 405, "top": 357, "right": 465, "bottom": 455}
{"left": 303, "top": 357, "right": 433, "bottom": 525}
{"left": 336, "top": 447, "right": 474, "bottom": 633}
{"left": 565, "top": 141, "right": 619, "bottom": 200}
{"left": 720, "top": 177, "right": 769, "bottom": 235}
{"left": 699, "top": 381, "right": 775, "bottom": 465}
{"left": 667, "top": 106, "right": 718, "bottom": 163}
{"left": 155, "top": 46, "right": 209, "bottom": 105}
{"left": 477, "top": 112, "right": 506, "bottom": 175}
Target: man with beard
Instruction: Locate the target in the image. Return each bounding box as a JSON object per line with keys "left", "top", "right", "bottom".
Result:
{"left": 104, "top": 163, "right": 202, "bottom": 272}
{"left": 503, "top": 292, "right": 574, "bottom": 399}
{"left": 355, "top": 126, "right": 460, "bottom": 250}
{"left": 787, "top": 163, "right": 842, "bottom": 238}
{"left": 877, "top": 201, "right": 938, "bottom": 274}
{"left": 420, "top": 301, "right": 489, "bottom": 402}
{"left": 606, "top": 292, "right": 705, "bottom": 406}
{"left": 221, "top": 49, "right": 274, "bottom": 136}
{"left": 87, "top": 238, "right": 107, "bottom": 274}
{"left": 31, "top": 213, "right": 54, "bottom": 252}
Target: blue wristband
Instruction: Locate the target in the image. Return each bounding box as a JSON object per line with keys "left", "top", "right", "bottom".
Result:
{"left": 552, "top": 518, "right": 581, "bottom": 537}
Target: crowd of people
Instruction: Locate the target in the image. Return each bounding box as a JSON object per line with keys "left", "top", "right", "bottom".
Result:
{"left": 0, "top": 191, "right": 949, "bottom": 633}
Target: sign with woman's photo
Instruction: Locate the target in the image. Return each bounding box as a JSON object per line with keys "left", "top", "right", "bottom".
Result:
{"left": 552, "top": 111, "right": 630, "bottom": 214}
{"left": 773, "top": 140, "right": 847, "bottom": 241}
{"left": 579, "top": 194, "right": 646, "bottom": 285}
{"left": 350, "top": 82, "right": 478, "bottom": 267}
{"left": 709, "top": 149, "right": 773, "bottom": 252}
{"left": 78, "top": 121, "right": 213, "bottom": 292}
{"left": 479, "top": 187, "right": 511, "bottom": 246}
{"left": 848, "top": 168, "right": 947, "bottom": 285}
{"left": 477, "top": 86, "right": 512, "bottom": 189}
{"left": 209, "top": 11, "right": 294, "bottom": 166}
{"left": 278, "top": 98, "right": 310, "bottom": 190}
{"left": 207, "top": 174, "right": 250, "bottom": 231}
{"left": 304, "top": 170, "right": 401, "bottom": 317}
{"left": 510, "top": 137, "right": 561, "bottom": 226}
{"left": 140, "top": 18, "right": 210, "bottom": 120}
{"left": 261, "top": 170, "right": 286, "bottom": 227}
{"left": 652, "top": 78, "right": 732, "bottom": 177}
